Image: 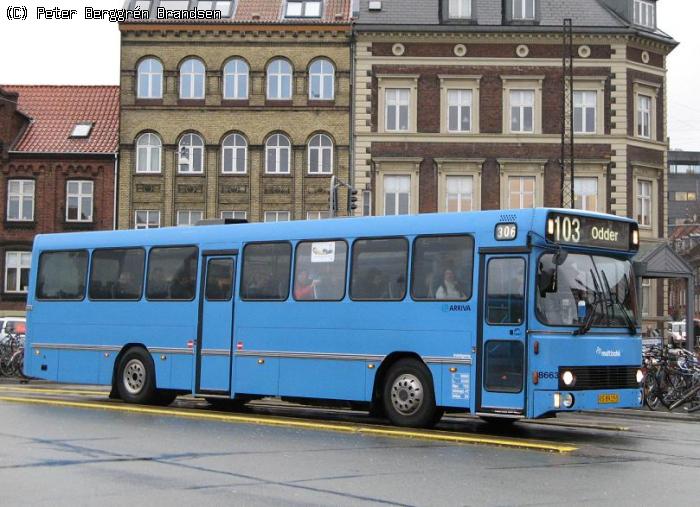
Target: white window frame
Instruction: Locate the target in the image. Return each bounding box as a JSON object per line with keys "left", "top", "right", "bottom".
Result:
{"left": 221, "top": 211, "right": 247, "bottom": 221}
{"left": 634, "top": 0, "right": 655, "bottom": 28}
{"left": 285, "top": 0, "right": 322, "bottom": 18}
{"left": 264, "top": 211, "right": 291, "bottom": 222}
{"left": 637, "top": 94, "right": 652, "bottom": 139}
{"left": 135, "top": 210, "right": 160, "bottom": 229}
{"left": 179, "top": 58, "right": 206, "bottom": 100}
{"left": 573, "top": 90, "right": 597, "bottom": 135}
{"left": 6, "top": 179, "right": 35, "bottom": 222}
{"left": 512, "top": 0, "right": 535, "bottom": 20}
{"left": 447, "top": 89, "right": 473, "bottom": 133}
{"left": 307, "top": 133, "right": 333, "bottom": 174}
{"left": 65, "top": 180, "right": 94, "bottom": 223}
{"left": 499, "top": 162, "right": 544, "bottom": 209}
{"left": 265, "top": 134, "right": 292, "bottom": 174}
{"left": 502, "top": 76, "right": 543, "bottom": 134}
{"left": 637, "top": 179, "right": 652, "bottom": 227}
{"left": 574, "top": 177, "right": 599, "bottom": 212}
{"left": 309, "top": 59, "right": 335, "bottom": 100}
{"left": 178, "top": 133, "right": 205, "bottom": 174}
{"left": 508, "top": 176, "right": 536, "bottom": 209}
{"left": 385, "top": 88, "right": 411, "bottom": 132}
{"left": 383, "top": 174, "right": 411, "bottom": 216}
{"left": 445, "top": 175, "right": 474, "bottom": 213}
{"left": 448, "top": 0, "right": 471, "bottom": 19}
{"left": 137, "top": 58, "right": 163, "bottom": 99}
{"left": 641, "top": 278, "right": 651, "bottom": 316}
{"left": 223, "top": 58, "right": 249, "bottom": 100}
{"left": 135, "top": 133, "right": 162, "bottom": 173}
{"left": 176, "top": 210, "right": 204, "bottom": 227}
{"left": 4, "top": 251, "right": 31, "bottom": 294}
{"left": 377, "top": 76, "right": 418, "bottom": 134}
{"left": 306, "top": 211, "right": 330, "bottom": 220}
{"left": 221, "top": 133, "right": 247, "bottom": 174}
{"left": 267, "top": 59, "right": 293, "bottom": 100}
{"left": 509, "top": 90, "right": 535, "bottom": 133}
{"left": 362, "top": 189, "right": 372, "bottom": 217}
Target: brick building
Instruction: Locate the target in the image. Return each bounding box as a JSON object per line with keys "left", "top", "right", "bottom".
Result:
{"left": 353, "top": 0, "right": 676, "bottom": 326}
{"left": 0, "top": 85, "right": 119, "bottom": 316}
{"left": 118, "top": 0, "right": 353, "bottom": 228}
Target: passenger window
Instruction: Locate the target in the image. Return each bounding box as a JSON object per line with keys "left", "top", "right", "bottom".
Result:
{"left": 89, "top": 249, "right": 145, "bottom": 300}
{"left": 146, "top": 246, "right": 198, "bottom": 300}
{"left": 484, "top": 341, "right": 524, "bottom": 392}
{"left": 205, "top": 259, "right": 234, "bottom": 301}
{"left": 241, "top": 243, "right": 291, "bottom": 300}
{"left": 486, "top": 258, "right": 525, "bottom": 325}
{"left": 37, "top": 251, "right": 88, "bottom": 300}
{"left": 350, "top": 238, "right": 408, "bottom": 301}
{"left": 412, "top": 235, "right": 474, "bottom": 301}
{"left": 294, "top": 240, "right": 347, "bottom": 301}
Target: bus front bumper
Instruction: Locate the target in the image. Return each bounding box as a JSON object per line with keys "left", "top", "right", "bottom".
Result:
{"left": 531, "top": 388, "right": 643, "bottom": 419}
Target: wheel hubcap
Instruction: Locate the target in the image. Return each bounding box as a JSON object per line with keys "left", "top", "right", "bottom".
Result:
{"left": 123, "top": 359, "right": 146, "bottom": 395}
{"left": 390, "top": 373, "right": 423, "bottom": 416}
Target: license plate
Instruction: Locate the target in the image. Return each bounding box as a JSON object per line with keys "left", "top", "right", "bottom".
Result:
{"left": 598, "top": 393, "right": 620, "bottom": 404}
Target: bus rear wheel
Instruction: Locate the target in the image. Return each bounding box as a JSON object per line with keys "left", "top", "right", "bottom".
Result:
{"left": 382, "top": 359, "right": 437, "bottom": 428}
{"left": 116, "top": 348, "right": 157, "bottom": 405}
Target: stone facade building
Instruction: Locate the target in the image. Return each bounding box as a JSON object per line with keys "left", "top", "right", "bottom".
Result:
{"left": 668, "top": 150, "right": 700, "bottom": 230}
{"left": 353, "top": 0, "right": 675, "bottom": 325}
{"left": 0, "top": 85, "right": 119, "bottom": 316}
{"left": 118, "top": 0, "right": 353, "bottom": 228}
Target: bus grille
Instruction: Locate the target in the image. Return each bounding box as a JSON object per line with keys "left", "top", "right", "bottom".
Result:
{"left": 558, "top": 366, "right": 640, "bottom": 391}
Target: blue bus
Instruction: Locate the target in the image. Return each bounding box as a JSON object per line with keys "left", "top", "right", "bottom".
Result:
{"left": 24, "top": 208, "right": 643, "bottom": 427}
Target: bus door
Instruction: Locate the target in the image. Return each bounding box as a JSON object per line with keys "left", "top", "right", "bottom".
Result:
{"left": 477, "top": 254, "right": 528, "bottom": 416}
{"left": 195, "top": 253, "right": 236, "bottom": 394}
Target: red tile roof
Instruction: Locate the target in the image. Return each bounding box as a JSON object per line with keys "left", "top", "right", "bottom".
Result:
{"left": 121, "top": 0, "right": 353, "bottom": 25}
{"left": 1, "top": 85, "right": 119, "bottom": 155}
{"left": 669, "top": 224, "right": 700, "bottom": 241}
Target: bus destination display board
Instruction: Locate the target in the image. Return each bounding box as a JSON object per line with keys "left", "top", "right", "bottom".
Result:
{"left": 546, "top": 212, "right": 637, "bottom": 251}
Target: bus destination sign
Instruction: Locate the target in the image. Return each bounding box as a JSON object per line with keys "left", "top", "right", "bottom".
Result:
{"left": 546, "top": 212, "right": 638, "bottom": 251}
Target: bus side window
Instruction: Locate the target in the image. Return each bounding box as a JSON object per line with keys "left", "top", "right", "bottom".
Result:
{"left": 411, "top": 235, "right": 474, "bottom": 301}
{"left": 89, "top": 248, "right": 145, "bottom": 301}
{"left": 350, "top": 238, "right": 408, "bottom": 301}
{"left": 146, "top": 246, "right": 198, "bottom": 301}
{"left": 486, "top": 258, "right": 525, "bottom": 325}
{"left": 36, "top": 250, "right": 89, "bottom": 300}
{"left": 241, "top": 243, "right": 292, "bottom": 301}
{"left": 293, "top": 240, "right": 348, "bottom": 301}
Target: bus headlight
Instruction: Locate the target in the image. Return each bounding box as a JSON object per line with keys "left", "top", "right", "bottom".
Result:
{"left": 562, "top": 370, "right": 576, "bottom": 386}
{"left": 562, "top": 393, "right": 575, "bottom": 408}
{"left": 636, "top": 369, "right": 644, "bottom": 383}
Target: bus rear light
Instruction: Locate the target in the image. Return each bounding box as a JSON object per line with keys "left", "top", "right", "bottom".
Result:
{"left": 533, "top": 371, "right": 539, "bottom": 385}
{"left": 533, "top": 341, "right": 539, "bottom": 354}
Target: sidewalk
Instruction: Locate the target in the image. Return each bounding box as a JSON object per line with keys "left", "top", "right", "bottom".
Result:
{"left": 592, "top": 406, "right": 700, "bottom": 422}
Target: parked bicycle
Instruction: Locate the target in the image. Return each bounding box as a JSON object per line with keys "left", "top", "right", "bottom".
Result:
{"left": 0, "top": 331, "right": 25, "bottom": 378}
{"left": 642, "top": 344, "right": 700, "bottom": 412}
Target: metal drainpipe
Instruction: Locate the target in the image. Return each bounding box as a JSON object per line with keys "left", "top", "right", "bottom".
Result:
{"left": 349, "top": 29, "right": 356, "bottom": 216}
{"left": 113, "top": 152, "right": 119, "bottom": 230}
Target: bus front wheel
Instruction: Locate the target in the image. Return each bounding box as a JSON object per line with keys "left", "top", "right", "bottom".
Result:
{"left": 116, "top": 348, "right": 157, "bottom": 404}
{"left": 382, "top": 359, "right": 437, "bottom": 428}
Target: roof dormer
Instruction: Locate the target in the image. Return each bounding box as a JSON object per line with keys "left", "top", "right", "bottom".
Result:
{"left": 505, "top": 0, "right": 539, "bottom": 25}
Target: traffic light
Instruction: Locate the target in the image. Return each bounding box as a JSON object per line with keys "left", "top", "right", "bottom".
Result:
{"left": 349, "top": 189, "right": 359, "bottom": 212}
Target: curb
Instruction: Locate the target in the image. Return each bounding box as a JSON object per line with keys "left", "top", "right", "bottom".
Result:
{"left": 590, "top": 408, "right": 700, "bottom": 422}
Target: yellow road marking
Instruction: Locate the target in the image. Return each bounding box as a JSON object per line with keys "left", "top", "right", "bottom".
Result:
{"left": 0, "top": 386, "right": 108, "bottom": 396}
{"left": 0, "top": 395, "right": 577, "bottom": 453}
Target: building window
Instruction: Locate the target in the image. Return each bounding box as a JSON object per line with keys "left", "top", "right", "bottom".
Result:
{"left": 448, "top": 0, "right": 471, "bottom": 18}
{"left": 309, "top": 59, "right": 334, "bottom": 100}
{"left": 177, "top": 210, "right": 204, "bottom": 227}
{"left": 265, "top": 134, "right": 291, "bottom": 174}
{"left": 512, "top": 0, "right": 535, "bottom": 20}
{"left": 223, "top": 58, "right": 249, "bottom": 100}
{"left": 285, "top": 0, "right": 321, "bottom": 18}
{"left": 306, "top": 211, "right": 330, "bottom": 220}
{"left": 673, "top": 191, "right": 698, "bottom": 201}
{"left": 670, "top": 164, "right": 700, "bottom": 174}
{"left": 510, "top": 90, "right": 535, "bottom": 133}
{"left": 445, "top": 176, "right": 473, "bottom": 212}
{"left": 637, "top": 94, "right": 652, "bottom": 138}
{"left": 135, "top": 210, "right": 160, "bottom": 229}
{"left": 573, "top": 91, "right": 597, "bottom": 134}
{"left": 196, "top": 0, "right": 234, "bottom": 16}
{"left": 634, "top": 0, "right": 655, "bottom": 28}
{"left": 447, "top": 90, "right": 472, "bottom": 133}
{"left": 4, "top": 251, "right": 31, "bottom": 294}
{"left": 221, "top": 211, "right": 247, "bottom": 221}
{"left": 637, "top": 179, "right": 652, "bottom": 226}
{"left": 178, "top": 133, "right": 205, "bottom": 173}
{"left": 574, "top": 177, "right": 598, "bottom": 212}
{"left": 137, "top": 58, "right": 163, "bottom": 99}
{"left": 135, "top": 133, "right": 162, "bottom": 173}
{"left": 71, "top": 123, "right": 93, "bottom": 138}
{"left": 221, "top": 133, "right": 247, "bottom": 174}
{"left": 267, "top": 59, "right": 293, "bottom": 100}
{"left": 385, "top": 89, "right": 410, "bottom": 132}
{"left": 308, "top": 134, "right": 333, "bottom": 174}
{"left": 264, "top": 211, "right": 291, "bottom": 222}
{"left": 508, "top": 176, "right": 536, "bottom": 208}
{"left": 7, "top": 179, "right": 34, "bottom": 222}
{"left": 66, "top": 181, "right": 93, "bottom": 222}
{"left": 383, "top": 175, "right": 410, "bottom": 216}
{"left": 641, "top": 279, "right": 651, "bottom": 316}
{"left": 362, "top": 190, "right": 372, "bottom": 216}
{"left": 179, "top": 58, "right": 206, "bottom": 99}
{"left": 159, "top": 0, "right": 189, "bottom": 10}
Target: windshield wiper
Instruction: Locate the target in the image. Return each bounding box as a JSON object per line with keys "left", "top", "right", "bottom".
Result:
{"left": 574, "top": 269, "right": 603, "bottom": 336}
{"left": 601, "top": 271, "right": 637, "bottom": 335}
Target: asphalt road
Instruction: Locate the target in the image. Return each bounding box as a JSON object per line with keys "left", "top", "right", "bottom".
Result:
{"left": 1, "top": 382, "right": 699, "bottom": 506}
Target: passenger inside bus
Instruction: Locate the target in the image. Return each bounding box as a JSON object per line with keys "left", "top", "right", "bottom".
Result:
{"left": 294, "top": 270, "right": 318, "bottom": 300}
{"left": 435, "top": 268, "right": 466, "bottom": 299}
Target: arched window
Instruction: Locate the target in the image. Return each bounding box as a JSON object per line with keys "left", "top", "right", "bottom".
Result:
{"left": 307, "top": 134, "right": 333, "bottom": 174}
{"left": 223, "top": 58, "right": 249, "bottom": 100}
{"left": 137, "top": 58, "right": 163, "bottom": 99}
{"left": 136, "top": 133, "right": 162, "bottom": 173}
{"left": 309, "top": 59, "right": 334, "bottom": 100}
{"left": 265, "top": 134, "right": 291, "bottom": 174}
{"left": 180, "top": 58, "right": 206, "bottom": 99}
{"left": 267, "top": 59, "right": 293, "bottom": 100}
{"left": 178, "top": 133, "right": 204, "bottom": 173}
{"left": 222, "top": 134, "right": 247, "bottom": 173}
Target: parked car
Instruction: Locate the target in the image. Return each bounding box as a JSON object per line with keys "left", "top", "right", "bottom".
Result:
{"left": 0, "top": 317, "right": 26, "bottom": 342}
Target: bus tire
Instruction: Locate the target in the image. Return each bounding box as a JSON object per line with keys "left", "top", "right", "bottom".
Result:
{"left": 382, "top": 359, "right": 437, "bottom": 428}
{"left": 116, "top": 347, "right": 157, "bottom": 405}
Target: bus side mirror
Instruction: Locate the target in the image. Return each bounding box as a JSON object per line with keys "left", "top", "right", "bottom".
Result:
{"left": 553, "top": 249, "right": 568, "bottom": 266}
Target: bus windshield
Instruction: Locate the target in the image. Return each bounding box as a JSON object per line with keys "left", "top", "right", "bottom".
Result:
{"left": 537, "top": 253, "right": 637, "bottom": 329}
